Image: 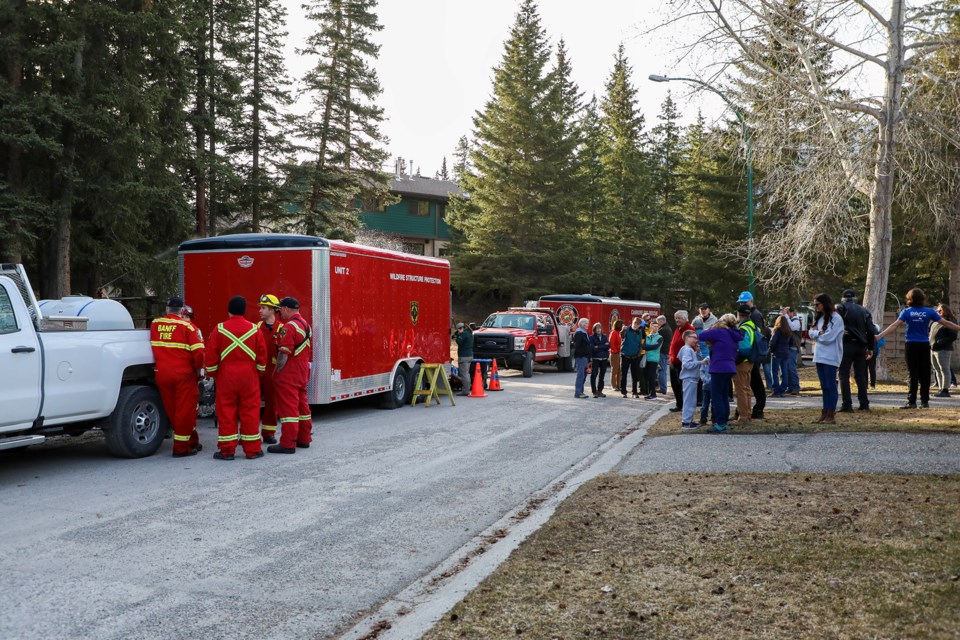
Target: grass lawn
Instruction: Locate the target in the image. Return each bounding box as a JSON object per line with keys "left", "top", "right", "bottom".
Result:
{"left": 424, "top": 474, "right": 960, "bottom": 640}
{"left": 794, "top": 357, "right": 910, "bottom": 395}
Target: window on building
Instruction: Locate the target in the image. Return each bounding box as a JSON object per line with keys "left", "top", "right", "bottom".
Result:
{"left": 361, "top": 195, "right": 386, "bottom": 212}
{"left": 402, "top": 242, "right": 425, "bottom": 255}
{"left": 408, "top": 199, "right": 429, "bottom": 216}
{"left": 438, "top": 204, "right": 446, "bottom": 219}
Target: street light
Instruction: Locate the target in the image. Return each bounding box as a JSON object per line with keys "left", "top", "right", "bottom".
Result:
{"left": 648, "top": 74, "right": 755, "bottom": 296}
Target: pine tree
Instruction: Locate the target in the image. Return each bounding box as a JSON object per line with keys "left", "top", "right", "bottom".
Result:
{"left": 576, "top": 95, "right": 612, "bottom": 294}
{"left": 597, "top": 44, "right": 656, "bottom": 299}
{"left": 294, "top": 0, "right": 391, "bottom": 240}
{"left": 452, "top": 136, "right": 470, "bottom": 181}
{"left": 436, "top": 156, "right": 450, "bottom": 181}
{"left": 446, "top": 0, "right": 565, "bottom": 304}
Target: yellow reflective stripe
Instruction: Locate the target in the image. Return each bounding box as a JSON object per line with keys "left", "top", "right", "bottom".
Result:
{"left": 261, "top": 425, "right": 277, "bottom": 430}
{"left": 294, "top": 339, "right": 311, "bottom": 356}
{"left": 152, "top": 317, "right": 193, "bottom": 328}
{"left": 173, "top": 434, "right": 191, "bottom": 441}
{"left": 239, "top": 434, "right": 260, "bottom": 441}
{"left": 151, "top": 341, "right": 191, "bottom": 350}
{"left": 217, "top": 434, "right": 239, "bottom": 442}
{"left": 299, "top": 415, "right": 311, "bottom": 420}
{"left": 188, "top": 343, "right": 204, "bottom": 351}
{"left": 256, "top": 364, "right": 266, "bottom": 371}
{"left": 206, "top": 364, "right": 219, "bottom": 372}
{"left": 218, "top": 324, "right": 258, "bottom": 360}
{"left": 279, "top": 417, "right": 299, "bottom": 423}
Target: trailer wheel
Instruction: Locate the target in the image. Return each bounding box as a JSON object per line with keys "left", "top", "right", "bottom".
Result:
{"left": 102, "top": 385, "right": 168, "bottom": 458}
{"left": 522, "top": 350, "right": 534, "bottom": 378}
{"left": 409, "top": 363, "right": 424, "bottom": 405}
{"left": 379, "top": 365, "right": 411, "bottom": 409}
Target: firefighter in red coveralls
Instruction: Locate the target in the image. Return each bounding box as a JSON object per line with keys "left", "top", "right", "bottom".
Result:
{"left": 150, "top": 296, "right": 205, "bottom": 457}
{"left": 257, "top": 294, "right": 283, "bottom": 444}
{"left": 204, "top": 296, "right": 267, "bottom": 460}
{"left": 268, "top": 297, "right": 312, "bottom": 454}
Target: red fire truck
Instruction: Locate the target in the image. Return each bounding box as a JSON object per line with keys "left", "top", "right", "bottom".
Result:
{"left": 178, "top": 234, "right": 450, "bottom": 408}
{"left": 538, "top": 294, "right": 661, "bottom": 332}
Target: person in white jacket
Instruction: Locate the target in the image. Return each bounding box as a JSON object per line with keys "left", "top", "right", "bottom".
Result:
{"left": 808, "top": 293, "right": 845, "bottom": 424}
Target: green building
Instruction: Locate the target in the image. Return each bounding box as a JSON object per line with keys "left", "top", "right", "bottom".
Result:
{"left": 359, "top": 175, "right": 460, "bottom": 257}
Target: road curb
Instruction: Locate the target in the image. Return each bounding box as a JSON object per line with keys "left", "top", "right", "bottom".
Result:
{"left": 335, "top": 402, "right": 673, "bottom": 640}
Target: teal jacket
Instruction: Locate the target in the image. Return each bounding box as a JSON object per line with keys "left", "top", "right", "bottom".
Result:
{"left": 456, "top": 327, "right": 473, "bottom": 359}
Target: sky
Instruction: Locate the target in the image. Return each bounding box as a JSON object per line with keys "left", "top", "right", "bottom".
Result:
{"left": 280, "top": 0, "right": 727, "bottom": 177}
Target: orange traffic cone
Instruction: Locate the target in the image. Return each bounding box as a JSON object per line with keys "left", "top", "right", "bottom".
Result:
{"left": 468, "top": 362, "right": 487, "bottom": 398}
{"left": 488, "top": 359, "right": 502, "bottom": 391}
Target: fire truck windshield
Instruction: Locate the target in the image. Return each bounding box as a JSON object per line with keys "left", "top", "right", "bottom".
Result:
{"left": 483, "top": 314, "right": 536, "bottom": 330}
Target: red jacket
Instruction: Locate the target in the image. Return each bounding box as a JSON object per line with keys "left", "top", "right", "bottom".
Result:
{"left": 275, "top": 313, "right": 312, "bottom": 382}
{"left": 204, "top": 315, "right": 267, "bottom": 377}
{"left": 670, "top": 322, "right": 696, "bottom": 365}
{"left": 258, "top": 319, "right": 284, "bottom": 373}
{"left": 150, "top": 314, "right": 204, "bottom": 375}
{"left": 609, "top": 330, "right": 622, "bottom": 354}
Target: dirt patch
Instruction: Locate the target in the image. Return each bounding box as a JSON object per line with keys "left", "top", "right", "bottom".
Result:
{"left": 645, "top": 406, "right": 960, "bottom": 437}
{"left": 423, "top": 473, "right": 960, "bottom": 640}
{"left": 795, "top": 357, "right": 910, "bottom": 395}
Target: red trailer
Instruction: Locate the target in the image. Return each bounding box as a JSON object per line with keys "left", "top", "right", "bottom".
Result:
{"left": 538, "top": 294, "right": 661, "bottom": 332}
{"left": 178, "top": 234, "right": 450, "bottom": 408}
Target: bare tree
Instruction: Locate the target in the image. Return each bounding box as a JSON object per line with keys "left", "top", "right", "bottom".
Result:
{"left": 674, "top": 0, "right": 960, "bottom": 324}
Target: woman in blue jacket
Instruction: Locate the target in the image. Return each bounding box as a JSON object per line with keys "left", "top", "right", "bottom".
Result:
{"left": 768, "top": 315, "right": 793, "bottom": 397}
{"left": 589, "top": 322, "right": 611, "bottom": 398}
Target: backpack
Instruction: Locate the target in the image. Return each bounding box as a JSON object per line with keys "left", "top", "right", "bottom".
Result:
{"left": 737, "top": 320, "right": 765, "bottom": 364}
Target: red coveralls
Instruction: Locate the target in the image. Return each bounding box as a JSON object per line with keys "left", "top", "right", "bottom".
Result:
{"left": 150, "top": 314, "right": 204, "bottom": 455}
{"left": 257, "top": 319, "right": 283, "bottom": 440}
{"left": 274, "top": 313, "right": 312, "bottom": 448}
{"left": 204, "top": 316, "right": 267, "bottom": 457}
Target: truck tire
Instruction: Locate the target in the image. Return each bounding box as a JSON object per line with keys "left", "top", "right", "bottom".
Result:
{"left": 379, "top": 365, "right": 411, "bottom": 409}
{"left": 408, "top": 363, "right": 424, "bottom": 405}
{"left": 522, "top": 350, "right": 534, "bottom": 378}
{"left": 102, "top": 385, "right": 168, "bottom": 458}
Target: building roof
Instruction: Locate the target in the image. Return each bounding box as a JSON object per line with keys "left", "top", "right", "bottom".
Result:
{"left": 389, "top": 175, "right": 461, "bottom": 200}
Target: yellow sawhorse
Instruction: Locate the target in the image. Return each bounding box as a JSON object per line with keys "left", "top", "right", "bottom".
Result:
{"left": 411, "top": 363, "right": 456, "bottom": 407}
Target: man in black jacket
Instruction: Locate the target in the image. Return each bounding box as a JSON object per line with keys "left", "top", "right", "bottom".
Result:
{"left": 836, "top": 289, "right": 875, "bottom": 412}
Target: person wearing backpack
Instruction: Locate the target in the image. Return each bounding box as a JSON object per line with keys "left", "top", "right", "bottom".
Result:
{"left": 736, "top": 292, "right": 768, "bottom": 419}
{"left": 734, "top": 305, "right": 757, "bottom": 424}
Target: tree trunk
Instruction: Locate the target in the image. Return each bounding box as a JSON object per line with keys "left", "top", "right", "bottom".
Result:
{"left": 195, "top": 28, "right": 208, "bottom": 237}
{"left": 862, "top": 0, "right": 904, "bottom": 334}
{"left": 1, "top": 0, "right": 25, "bottom": 264}
{"left": 208, "top": 0, "right": 217, "bottom": 235}
{"left": 949, "top": 237, "right": 960, "bottom": 309}
{"left": 251, "top": 0, "right": 261, "bottom": 232}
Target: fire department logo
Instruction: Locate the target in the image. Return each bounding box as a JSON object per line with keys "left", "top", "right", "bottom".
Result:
{"left": 410, "top": 301, "right": 419, "bottom": 326}
{"left": 556, "top": 304, "right": 578, "bottom": 327}
{"left": 609, "top": 309, "right": 621, "bottom": 331}
{"left": 237, "top": 255, "right": 255, "bottom": 268}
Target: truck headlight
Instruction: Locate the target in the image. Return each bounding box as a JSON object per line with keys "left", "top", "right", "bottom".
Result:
{"left": 514, "top": 337, "right": 526, "bottom": 350}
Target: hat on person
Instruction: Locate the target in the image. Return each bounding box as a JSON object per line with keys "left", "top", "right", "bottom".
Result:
{"left": 698, "top": 302, "right": 710, "bottom": 309}
{"left": 228, "top": 296, "right": 247, "bottom": 316}
{"left": 842, "top": 289, "right": 856, "bottom": 299}
{"left": 278, "top": 297, "right": 300, "bottom": 309}
{"left": 456, "top": 322, "right": 465, "bottom": 329}
{"left": 166, "top": 296, "right": 184, "bottom": 309}
{"left": 258, "top": 293, "right": 280, "bottom": 309}
{"left": 736, "top": 291, "right": 753, "bottom": 303}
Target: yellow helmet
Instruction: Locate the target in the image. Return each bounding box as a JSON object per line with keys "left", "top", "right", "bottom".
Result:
{"left": 258, "top": 294, "right": 280, "bottom": 309}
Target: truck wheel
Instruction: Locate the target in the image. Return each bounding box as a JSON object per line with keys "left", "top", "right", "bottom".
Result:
{"left": 522, "top": 350, "right": 534, "bottom": 378}
{"left": 379, "top": 365, "right": 411, "bottom": 409}
{"left": 103, "top": 385, "right": 168, "bottom": 458}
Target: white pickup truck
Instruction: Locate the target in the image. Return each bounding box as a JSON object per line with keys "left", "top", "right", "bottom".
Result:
{"left": 0, "top": 264, "right": 167, "bottom": 457}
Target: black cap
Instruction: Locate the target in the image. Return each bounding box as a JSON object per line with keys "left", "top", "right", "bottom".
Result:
{"left": 737, "top": 303, "right": 751, "bottom": 315}
{"left": 166, "top": 296, "right": 184, "bottom": 309}
{"left": 279, "top": 296, "right": 300, "bottom": 310}
{"left": 842, "top": 289, "right": 856, "bottom": 299}
{"left": 698, "top": 302, "right": 710, "bottom": 309}
{"left": 228, "top": 296, "right": 247, "bottom": 316}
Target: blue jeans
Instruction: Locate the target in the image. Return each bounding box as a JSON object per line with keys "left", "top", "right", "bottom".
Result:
{"left": 658, "top": 354, "right": 669, "bottom": 392}
{"left": 786, "top": 348, "right": 800, "bottom": 392}
{"left": 762, "top": 359, "right": 773, "bottom": 388}
{"left": 772, "top": 355, "right": 790, "bottom": 395}
{"left": 700, "top": 385, "right": 712, "bottom": 423}
{"left": 710, "top": 372, "right": 734, "bottom": 426}
{"left": 575, "top": 357, "right": 588, "bottom": 396}
{"left": 816, "top": 363, "right": 839, "bottom": 411}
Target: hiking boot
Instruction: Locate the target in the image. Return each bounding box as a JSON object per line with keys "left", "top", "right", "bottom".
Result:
{"left": 172, "top": 448, "right": 200, "bottom": 458}
{"left": 838, "top": 405, "right": 854, "bottom": 413}
{"left": 899, "top": 402, "right": 917, "bottom": 409}
{"left": 935, "top": 389, "right": 950, "bottom": 398}
{"left": 857, "top": 405, "right": 870, "bottom": 411}
{"left": 813, "top": 409, "right": 826, "bottom": 424}
{"left": 669, "top": 406, "right": 682, "bottom": 412}
{"left": 920, "top": 402, "right": 930, "bottom": 409}
{"left": 246, "top": 451, "right": 265, "bottom": 460}
{"left": 751, "top": 410, "right": 765, "bottom": 420}
{"left": 213, "top": 451, "right": 235, "bottom": 461}
{"left": 296, "top": 442, "right": 310, "bottom": 449}
{"left": 598, "top": 392, "right": 606, "bottom": 398}
{"left": 262, "top": 434, "right": 278, "bottom": 444}
{"left": 267, "top": 444, "right": 296, "bottom": 454}
{"left": 821, "top": 409, "right": 836, "bottom": 424}
{"left": 699, "top": 416, "right": 708, "bottom": 425}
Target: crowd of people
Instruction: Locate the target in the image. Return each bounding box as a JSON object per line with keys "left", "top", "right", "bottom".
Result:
{"left": 150, "top": 294, "right": 314, "bottom": 459}
{"left": 575, "top": 287, "right": 960, "bottom": 432}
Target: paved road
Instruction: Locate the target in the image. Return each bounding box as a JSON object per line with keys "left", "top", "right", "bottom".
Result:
{"left": 0, "top": 369, "right": 658, "bottom": 640}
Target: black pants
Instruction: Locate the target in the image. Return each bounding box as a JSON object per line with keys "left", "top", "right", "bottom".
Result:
{"left": 905, "top": 342, "right": 932, "bottom": 405}
{"left": 645, "top": 360, "right": 659, "bottom": 396}
{"left": 750, "top": 364, "right": 766, "bottom": 415}
{"left": 620, "top": 355, "right": 641, "bottom": 395}
{"left": 867, "top": 353, "right": 877, "bottom": 387}
{"left": 839, "top": 340, "right": 869, "bottom": 409}
{"left": 590, "top": 358, "right": 609, "bottom": 395}
{"left": 670, "top": 361, "right": 683, "bottom": 408}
